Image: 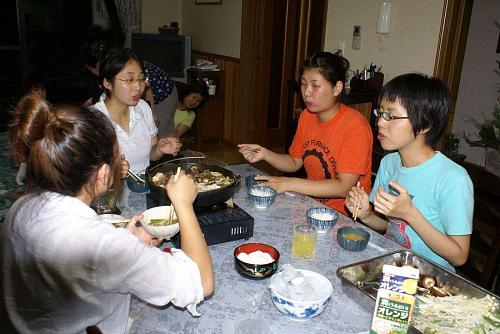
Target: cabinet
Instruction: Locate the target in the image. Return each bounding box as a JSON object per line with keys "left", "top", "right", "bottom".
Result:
{"left": 186, "top": 69, "right": 225, "bottom": 148}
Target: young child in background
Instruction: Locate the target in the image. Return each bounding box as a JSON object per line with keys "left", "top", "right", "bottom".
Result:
{"left": 174, "top": 82, "right": 209, "bottom": 137}
{"left": 346, "top": 73, "right": 473, "bottom": 270}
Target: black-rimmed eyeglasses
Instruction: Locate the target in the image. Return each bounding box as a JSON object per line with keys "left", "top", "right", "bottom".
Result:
{"left": 373, "top": 109, "right": 409, "bottom": 121}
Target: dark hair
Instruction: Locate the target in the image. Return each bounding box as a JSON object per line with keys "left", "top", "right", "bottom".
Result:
{"left": 179, "top": 81, "right": 209, "bottom": 111}
{"left": 98, "top": 48, "right": 144, "bottom": 96}
{"left": 9, "top": 93, "right": 122, "bottom": 197}
{"left": 80, "top": 25, "right": 112, "bottom": 67}
{"left": 302, "top": 51, "right": 350, "bottom": 97}
{"left": 378, "top": 73, "right": 451, "bottom": 148}
{"left": 81, "top": 39, "right": 106, "bottom": 68}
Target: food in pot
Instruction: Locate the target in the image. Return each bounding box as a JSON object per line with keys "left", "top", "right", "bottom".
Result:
{"left": 412, "top": 294, "right": 500, "bottom": 333}
{"left": 152, "top": 166, "right": 233, "bottom": 192}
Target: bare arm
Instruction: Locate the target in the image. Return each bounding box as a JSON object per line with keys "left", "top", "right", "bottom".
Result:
{"left": 238, "top": 144, "right": 303, "bottom": 173}
{"left": 374, "top": 182, "right": 470, "bottom": 266}
{"left": 260, "top": 172, "right": 360, "bottom": 199}
{"left": 345, "top": 185, "right": 389, "bottom": 230}
{"left": 167, "top": 173, "right": 214, "bottom": 296}
{"left": 175, "top": 123, "right": 190, "bottom": 137}
{"left": 150, "top": 136, "right": 182, "bottom": 161}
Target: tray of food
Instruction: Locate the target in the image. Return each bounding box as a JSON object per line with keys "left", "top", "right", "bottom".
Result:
{"left": 336, "top": 250, "right": 500, "bottom": 333}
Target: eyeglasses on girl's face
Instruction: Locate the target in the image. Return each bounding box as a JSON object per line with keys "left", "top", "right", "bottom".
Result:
{"left": 373, "top": 108, "right": 409, "bottom": 121}
{"left": 115, "top": 76, "right": 148, "bottom": 85}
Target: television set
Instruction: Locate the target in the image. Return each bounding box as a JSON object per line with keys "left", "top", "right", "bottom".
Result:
{"left": 131, "top": 33, "right": 192, "bottom": 83}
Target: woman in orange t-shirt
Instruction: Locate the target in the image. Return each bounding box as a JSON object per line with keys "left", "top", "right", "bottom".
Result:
{"left": 238, "top": 52, "right": 372, "bottom": 215}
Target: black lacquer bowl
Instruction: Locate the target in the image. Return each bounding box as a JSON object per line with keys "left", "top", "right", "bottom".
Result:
{"left": 234, "top": 243, "right": 280, "bottom": 279}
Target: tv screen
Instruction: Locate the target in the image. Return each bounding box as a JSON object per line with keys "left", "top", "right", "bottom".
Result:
{"left": 132, "top": 33, "right": 191, "bottom": 83}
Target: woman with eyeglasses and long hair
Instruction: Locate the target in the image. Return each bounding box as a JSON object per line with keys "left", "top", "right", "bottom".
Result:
{"left": 238, "top": 51, "right": 373, "bottom": 216}
{"left": 92, "top": 48, "right": 182, "bottom": 175}
{"left": 1, "top": 93, "right": 214, "bottom": 332}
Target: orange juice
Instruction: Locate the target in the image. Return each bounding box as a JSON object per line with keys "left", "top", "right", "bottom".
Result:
{"left": 292, "top": 224, "right": 316, "bottom": 258}
{"left": 370, "top": 264, "right": 419, "bottom": 334}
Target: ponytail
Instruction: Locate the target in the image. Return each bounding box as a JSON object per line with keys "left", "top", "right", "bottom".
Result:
{"left": 9, "top": 93, "right": 122, "bottom": 197}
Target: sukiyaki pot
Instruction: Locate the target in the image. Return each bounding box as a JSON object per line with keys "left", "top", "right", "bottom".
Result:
{"left": 152, "top": 165, "right": 234, "bottom": 192}
{"left": 147, "top": 161, "right": 241, "bottom": 207}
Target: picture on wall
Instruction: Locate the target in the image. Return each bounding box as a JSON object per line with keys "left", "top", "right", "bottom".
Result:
{"left": 195, "top": 0, "right": 222, "bottom": 4}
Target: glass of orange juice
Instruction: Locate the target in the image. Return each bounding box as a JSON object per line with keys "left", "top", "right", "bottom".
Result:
{"left": 292, "top": 224, "right": 317, "bottom": 259}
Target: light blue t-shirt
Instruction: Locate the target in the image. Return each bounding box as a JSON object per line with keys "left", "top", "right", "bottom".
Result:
{"left": 370, "top": 152, "right": 473, "bottom": 270}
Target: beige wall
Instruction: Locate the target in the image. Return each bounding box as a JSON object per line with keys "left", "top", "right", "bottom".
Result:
{"left": 143, "top": 1, "right": 443, "bottom": 69}
{"left": 453, "top": 0, "right": 500, "bottom": 166}
{"left": 181, "top": 1, "right": 242, "bottom": 58}
{"left": 324, "top": 0, "right": 444, "bottom": 82}
{"left": 142, "top": 0, "right": 241, "bottom": 57}
{"left": 142, "top": 0, "right": 181, "bottom": 33}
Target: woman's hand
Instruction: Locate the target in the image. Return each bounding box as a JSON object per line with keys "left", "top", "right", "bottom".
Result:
{"left": 345, "top": 185, "right": 371, "bottom": 220}
{"left": 255, "top": 175, "right": 293, "bottom": 193}
{"left": 126, "top": 214, "right": 164, "bottom": 247}
{"left": 166, "top": 171, "right": 198, "bottom": 206}
{"left": 120, "top": 155, "right": 130, "bottom": 179}
{"left": 373, "top": 182, "right": 414, "bottom": 220}
{"left": 158, "top": 137, "right": 182, "bottom": 156}
{"left": 238, "top": 144, "right": 266, "bottom": 163}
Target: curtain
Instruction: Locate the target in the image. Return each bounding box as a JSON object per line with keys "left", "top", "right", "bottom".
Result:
{"left": 114, "top": 0, "right": 142, "bottom": 46}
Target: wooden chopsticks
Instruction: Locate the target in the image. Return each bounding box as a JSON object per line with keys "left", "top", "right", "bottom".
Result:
{"left": 127, "top": 170, "right": 146, "bottom": 183}
{"left": 168, "top": 167, "right": 181, "bottom": 224}
{"left": 352, "top": 181, "right": 361, "bottom": 222}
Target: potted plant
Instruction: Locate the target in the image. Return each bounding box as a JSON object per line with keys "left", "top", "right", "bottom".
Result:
{"left": 464, "top": 95, "right": 500, "bottom": 176}
{"left": 443, "top": 132, "right": 466, "bottom": 162}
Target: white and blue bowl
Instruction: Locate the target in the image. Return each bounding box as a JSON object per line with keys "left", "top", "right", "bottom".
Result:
{"left": 306, "top": 207, "right": 339, "bottom": 233}
{"left": 247, "top": 185, "right": 277, "bottom": 209}
{"left": 269, "top": 269, "right": 333, "bottom": 320}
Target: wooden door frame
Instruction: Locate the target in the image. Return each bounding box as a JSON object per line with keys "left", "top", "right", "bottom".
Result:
{"left": 433, "top": 0, "right": 474, "bottom": 149}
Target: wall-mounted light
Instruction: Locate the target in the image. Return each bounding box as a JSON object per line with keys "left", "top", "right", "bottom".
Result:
{"left": 376, "top": 2, "right": 392, "bottom": 50}
{"left": 377, "top": 2, "right": 392, "bottom": 34}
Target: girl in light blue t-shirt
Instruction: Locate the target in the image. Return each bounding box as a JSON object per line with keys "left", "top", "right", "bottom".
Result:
{"left": 345, "top": 73, "right": 473, "bottom": 270}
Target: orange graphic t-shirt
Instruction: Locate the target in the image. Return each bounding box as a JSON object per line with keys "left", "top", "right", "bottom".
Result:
{"left": 289, "top": 104, "right": 373, "bottom": 215}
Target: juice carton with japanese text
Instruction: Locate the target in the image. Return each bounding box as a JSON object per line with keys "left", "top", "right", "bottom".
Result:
{"left": 370, "top": 264, "right": 419, "bottom": 334}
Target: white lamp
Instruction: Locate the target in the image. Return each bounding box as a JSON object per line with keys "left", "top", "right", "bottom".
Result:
{"left": 377, "top": 2, "right": 392, "bottom": 34}
{"left": 377, "top": 2, "right": 392, "bottom": 51}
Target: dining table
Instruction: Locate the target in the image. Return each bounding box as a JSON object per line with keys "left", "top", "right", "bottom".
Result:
{"left": 120, "top": 163, "right": 403, "bottom": 334}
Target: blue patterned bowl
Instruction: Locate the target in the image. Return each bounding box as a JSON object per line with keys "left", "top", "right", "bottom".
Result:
{"left": 126, "top": 173, "right": 149, "bottom": 193}
{"left": 269, "top": 269, "right": 333, "bottom": 320}
{"left": 247, "top": 185, "right": 277, "bottom": 209}
{"left": 337, "top": 226, "right": 370, "bottom": 251}
{"left": 245, "top": 174, "right": 266, "bottom": 188}
{"left": 306, "top": 207, "right": 339, "bottom": 233}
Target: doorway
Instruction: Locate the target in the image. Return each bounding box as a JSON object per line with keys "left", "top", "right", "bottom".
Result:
{"left": 237, "top": 0, "right": 328, "bottom": 148}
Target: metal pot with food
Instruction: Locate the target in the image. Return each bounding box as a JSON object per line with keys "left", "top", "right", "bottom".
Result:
{"left": 147, "top": 157, "right": 241, "bottom": 207}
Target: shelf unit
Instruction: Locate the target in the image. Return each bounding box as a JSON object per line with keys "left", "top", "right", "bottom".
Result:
{"left": 186, "top": 69, "right": 225, "bottom": 148}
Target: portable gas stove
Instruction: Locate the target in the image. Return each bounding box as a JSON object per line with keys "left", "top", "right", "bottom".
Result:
{"left": 146, "top": 193, "right": 254, "bottom": 246}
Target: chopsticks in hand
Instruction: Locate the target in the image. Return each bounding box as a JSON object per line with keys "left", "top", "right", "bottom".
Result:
{"left": 127, "top": 170, "right": 146, "bottom": 183}
{"left": 168, "top": 167, "right": 181, "bottom": 224}
{"left": 352, "top": 181, "right": 361, "bottom": 222}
